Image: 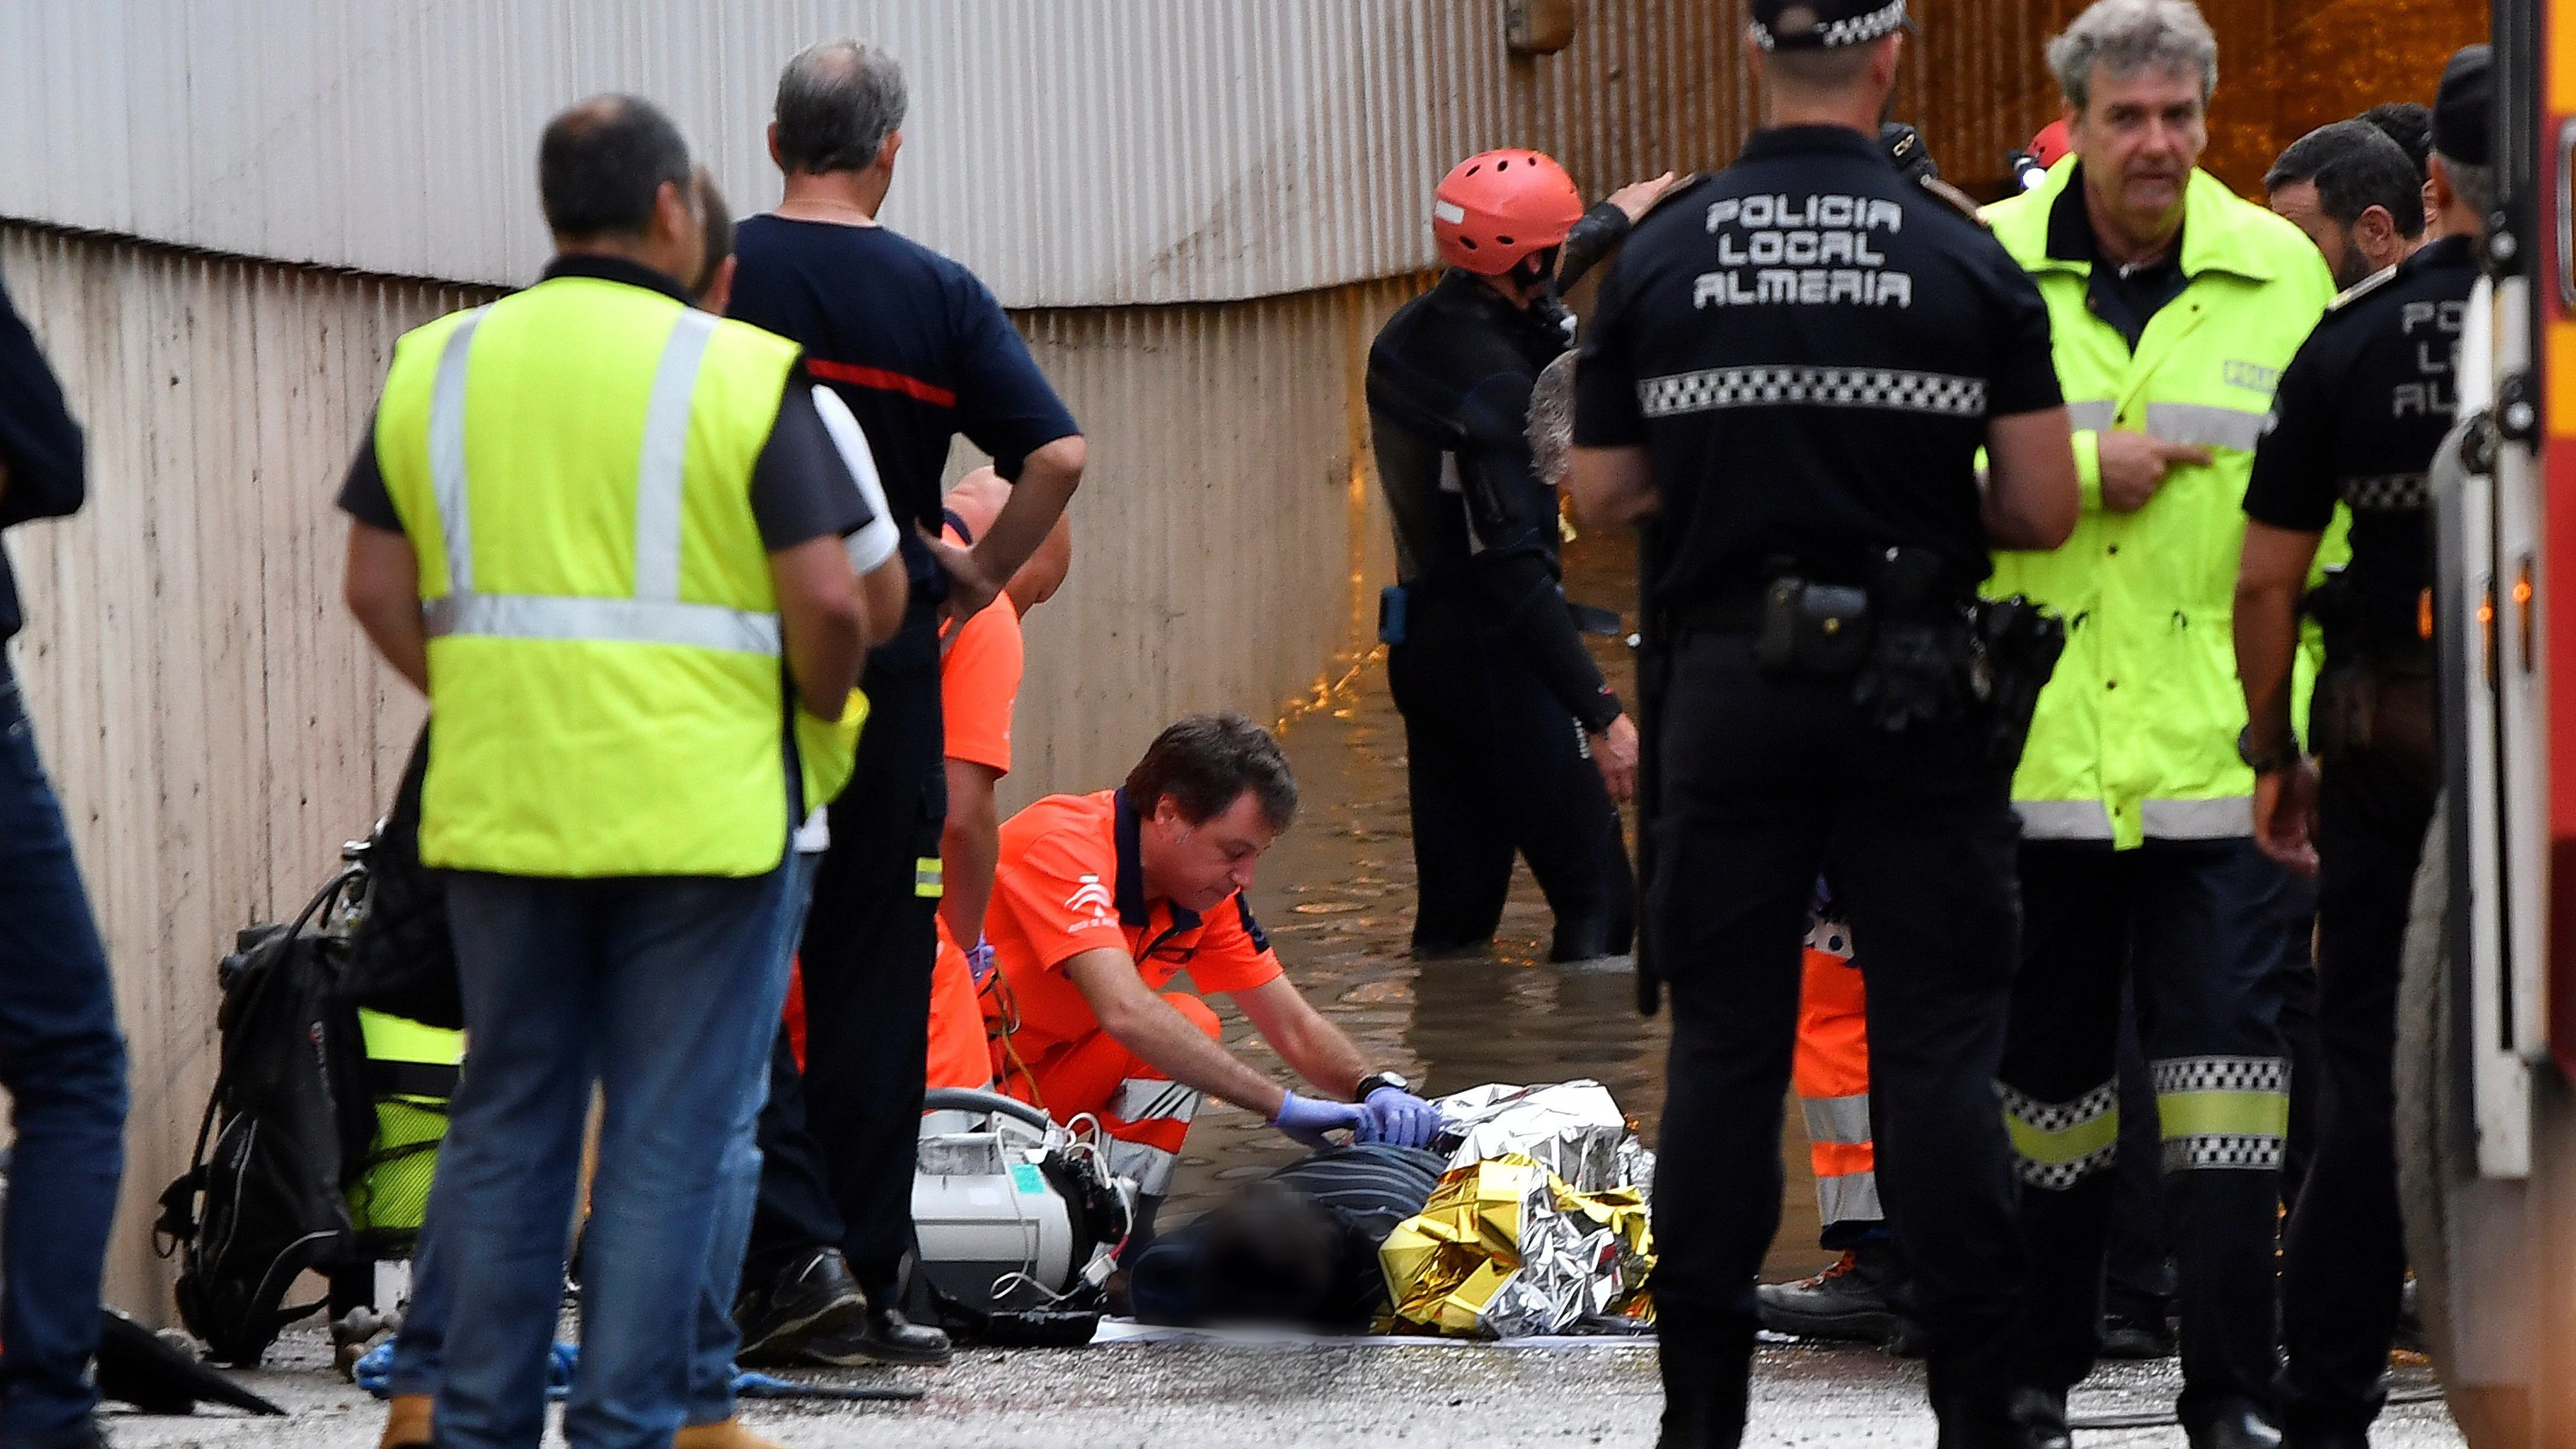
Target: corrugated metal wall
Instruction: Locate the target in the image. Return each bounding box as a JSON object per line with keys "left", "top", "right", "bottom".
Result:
{"left": 0, "top": 1, "right": 1736, "bottom": 306}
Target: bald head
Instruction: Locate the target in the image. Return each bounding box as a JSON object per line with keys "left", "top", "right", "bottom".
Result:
{"left": 539, "top": 94, "right": 693, "bottom": 242}
{"left": 941, "top": 468, "right": 1073, "bottom": 617}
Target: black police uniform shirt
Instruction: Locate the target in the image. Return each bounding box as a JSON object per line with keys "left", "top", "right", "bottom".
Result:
{"left": 1368, "top": 268, "right": 1622, "bottom": 732}
{"left": 1573, "top": 126, "right": 2064, "bottom": 605}
{"left": 2244, "top": 234, "right": 2477, "bottom": 646}
{"left": 338, "top": 256, "right": 873, "bottom": 553}
{"left": 727, "top": 216, "right": 1080, "bottom": 623}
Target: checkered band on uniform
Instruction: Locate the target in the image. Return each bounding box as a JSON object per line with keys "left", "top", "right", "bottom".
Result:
{"left": 2151, "top": 1056, "right": 2289, "bottom": 1174}
{"left": 1995, "top": 1078, "right": 2120, "bottom": 1191}
{"left": 2340, "top": 472, "right": 2429, "bottom": 511}
{"left": 1752, "top": 0, "right": 1909, "bottom": 51}
{"left": 1638, "top": 367, "right": 1987, "bottom": 420}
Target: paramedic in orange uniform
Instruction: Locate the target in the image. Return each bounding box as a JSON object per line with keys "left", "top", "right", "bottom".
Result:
{"left": 980, "top": 713, "right": 1441, "bottom": 1240}
{"left": 922, "top": 470, "right": 1072, "bottom": 1091}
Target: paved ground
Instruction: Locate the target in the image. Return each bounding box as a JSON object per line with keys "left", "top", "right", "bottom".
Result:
{"left": 108, "top": 1326, "right": 2465, "bottom": 1449}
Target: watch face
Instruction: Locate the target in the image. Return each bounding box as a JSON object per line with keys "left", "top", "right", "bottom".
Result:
{"left": 1373, "top": 1072, "right": 1412, "bottom": 1093}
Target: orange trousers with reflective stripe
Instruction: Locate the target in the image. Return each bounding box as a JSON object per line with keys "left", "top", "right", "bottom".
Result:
{"left": 1796, "top": 941, "right": 1880, "bottom": 1234}
{"left": 999, "top": 993, "right": 1220, "bottom": 1161}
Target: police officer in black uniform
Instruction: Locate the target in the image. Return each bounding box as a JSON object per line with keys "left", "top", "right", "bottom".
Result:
{"left": 2234, "top": 47, "right": 2492, "bottom": 1449}
{"left": 1567, "top": 2, "right": 2081, "bottom": 1444}
{"left": 1366, "top": 152, "right": 1674, "bottom": 962}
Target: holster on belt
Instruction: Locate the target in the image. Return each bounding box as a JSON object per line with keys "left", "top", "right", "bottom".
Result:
{"left": 2305, "top": 569, "right": 2437, "bottom": 788}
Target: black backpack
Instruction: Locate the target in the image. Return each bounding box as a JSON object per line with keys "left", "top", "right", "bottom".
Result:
{"left": 338, "top": 727, "right": 462, "bottom": 1030}
{"left": 155, "top": 868, "right": 376, "bottom": 1366}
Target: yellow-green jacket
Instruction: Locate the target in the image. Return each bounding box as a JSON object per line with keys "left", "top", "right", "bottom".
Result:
{"left": 375, "top": 274, "right": 860, "bottom": 878}
{"left": 1984, "top": 163, "right": 2337, "bottom": 849}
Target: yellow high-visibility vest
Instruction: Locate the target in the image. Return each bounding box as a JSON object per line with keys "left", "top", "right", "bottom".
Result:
{"left": 374, "top": 274, "right": 859, "bottom": 877}
{"left": 1983, "top": 164, "right": 2341, "bottom": 850}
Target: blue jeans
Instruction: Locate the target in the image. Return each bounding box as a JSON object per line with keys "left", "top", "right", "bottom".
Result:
{"left": 684, "top": 847, "right": 816, "bottom": 1424}
{"left": 0, "top": 662, "right": 129, "bottom": 1449}
{"left": 388, "top": 863, "right": 792, "bottom": 1449}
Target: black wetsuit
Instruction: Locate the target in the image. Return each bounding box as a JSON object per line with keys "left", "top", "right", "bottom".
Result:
{"left": 1366, "top": 209, "right": 1636, "bottom": 962}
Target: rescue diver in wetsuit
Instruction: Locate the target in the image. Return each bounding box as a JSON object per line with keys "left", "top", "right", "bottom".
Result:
{"left": 1366, "top": 151, "right": 1676, "bottom": 962}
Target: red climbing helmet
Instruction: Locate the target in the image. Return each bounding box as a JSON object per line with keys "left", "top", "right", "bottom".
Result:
{"left": 1432, "top": 149, "right": 1585, "bottom": 276}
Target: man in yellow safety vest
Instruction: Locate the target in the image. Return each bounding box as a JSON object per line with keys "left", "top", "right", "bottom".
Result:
{"left": 339, "top": 95, "right": 903, "bottom": 1449}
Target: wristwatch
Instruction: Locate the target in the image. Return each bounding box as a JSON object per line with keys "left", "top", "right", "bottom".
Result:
{"left": 2237, "top": 726, "right": 2302, "bottom": 775}
{"left": 1356, "top": 1071, "right": 1413, "bottom": 1100}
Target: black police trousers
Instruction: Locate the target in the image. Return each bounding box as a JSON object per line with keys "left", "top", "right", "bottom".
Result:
{"left": 1386, "top": 597, "right": 1633, "bottom": 962}
{"left": 741, "top": 1027, "right": 847, "bottom": 1290}
{"left": 2001, "top": 838, "right": 2301, "bottom": 1429}
{"left": 2278, "top": 708, "right": 2436, "bottom": 1436}
{"left": 748, "top": 611, "right": 948, "bottom": 1305}
{"left": 1647, "top": 636, "right": 2024, "bottom": 1445}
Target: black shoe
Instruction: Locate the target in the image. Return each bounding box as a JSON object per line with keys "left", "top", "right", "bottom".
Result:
{"left": 801, "top": 1308, "right": 954, "bottom": 1367}
{"left": 1753, "top": 1247, "right": 1898, "bottom": 1343}
{"left": 2187, "top": 1399, "right": 2284, "bottom": 1449}
{"left": 733, "top": 1248, "right": 867, "bottom": 1366}
{"left": 2098, "top": 1310, "right": 2177, "bottom": 1360}
{"left": 2002, "top": 1387, "right": 2072, "bottom": 1449}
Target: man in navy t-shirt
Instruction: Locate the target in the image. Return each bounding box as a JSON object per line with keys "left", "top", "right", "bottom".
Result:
{"left": 725, "top": 38, "right": 1083, "bottom": 1369}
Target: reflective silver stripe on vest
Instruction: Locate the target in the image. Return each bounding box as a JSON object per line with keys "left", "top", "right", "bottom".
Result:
{"left": 422, "top": 306, "right": 779, "bottom": 657}
{"left": 424, "top": 593, "right": 781, "bottom": 654}
{"left": 2065, "top": 399, "right": 2117, "bottom": 433}
{"left": 428, "top": 309, "right": 489, "bottom": 594}
{"left": 2015, "top": 798, "right": 2114, "bottom": 840}
{"left": 633, "top": 311, "right": 719, "bottom": 602}
{"left": 1817, "top": 1170, "right": 1883, "bottom": 1226}
{"left": 2139, "top": 795, "right": 2252, "bottom": 840}
{"left": 2145, "top": 402, "right": 2268, "bottom": 453}
{"left": 1801, "top": 1093, "right": 1874, "bottom": 1146}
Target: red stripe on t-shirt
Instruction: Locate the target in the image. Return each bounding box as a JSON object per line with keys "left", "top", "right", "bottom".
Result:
{"left": 805, "top": 357, "right": 957, "bottom": 409}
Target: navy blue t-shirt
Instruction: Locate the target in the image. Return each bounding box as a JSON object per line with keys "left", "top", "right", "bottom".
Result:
{"left": 727, "top": 216, "right": 1079, "bottom": 595}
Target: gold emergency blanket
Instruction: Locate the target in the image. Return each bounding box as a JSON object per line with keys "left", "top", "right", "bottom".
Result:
{"left": 1379, "top": 1154, "right": 1653, "bottom": 1338}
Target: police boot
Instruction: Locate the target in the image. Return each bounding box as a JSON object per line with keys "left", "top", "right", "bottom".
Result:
{"left": 2186, "top": 1399, "right": 2283, "bottom": 1449}
{"left": 1654, "top": 1322, "right": 1751, "bottom": 1448}
{"left": 1753, "top": 1242, "right": 1901, "bottom": 1342}
{"left": 2002, "top": 1387, "right": 2073, "bottom": 1449}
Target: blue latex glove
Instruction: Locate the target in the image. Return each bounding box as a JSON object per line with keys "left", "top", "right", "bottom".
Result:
{"left": 1270, "top": 1090, "right": 1367, "bottom": 1148}
{"left": 1356, "top": 1087, "right": 1441, "bottom": 1148}
{"left": 966, "top": 937, "right": 999, "bottom": 986}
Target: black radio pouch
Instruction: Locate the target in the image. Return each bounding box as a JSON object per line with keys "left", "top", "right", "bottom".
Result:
{"left": 1755, "top": 577, "right": 1873, "bottom": 675}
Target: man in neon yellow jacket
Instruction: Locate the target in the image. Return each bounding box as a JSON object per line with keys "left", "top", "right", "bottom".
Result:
{"left": 1979, "top": 4, "right": 2334, "bottom": 1445}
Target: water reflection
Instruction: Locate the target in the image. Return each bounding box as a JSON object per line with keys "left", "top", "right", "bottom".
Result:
{"left": 1164, "top": 530, "right": 1827, "bottom": 1283}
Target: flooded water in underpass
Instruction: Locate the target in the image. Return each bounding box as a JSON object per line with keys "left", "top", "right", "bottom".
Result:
{"left": 1163, "top": 530, "right": 1829, "bottom": 1286}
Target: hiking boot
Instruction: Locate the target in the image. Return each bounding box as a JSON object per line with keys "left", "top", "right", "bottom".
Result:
{"left": 378, "top": 1394, "right": 433, "bottom": 1449}
{"left": 1754, "top": 1246, "right": 1898, "bottom": 1342}
{"left": 674, "top": 1418, "right": 786, "bottom": 1449}
{"left": 733, "top": 1248, "right": 867, "bottom": 1366}
{"left": 800, "top": 1309, "right": 953, "bottom": 1367}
